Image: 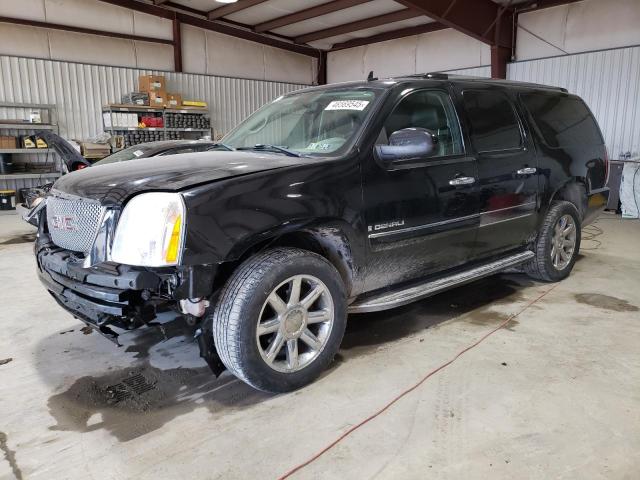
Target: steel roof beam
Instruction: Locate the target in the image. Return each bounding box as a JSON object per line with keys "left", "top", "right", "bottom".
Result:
{"left": 295, "top": 8, "right": 425, "bottom": 44}
{"left": 0, "top": 15, "right": 174, "bottom": 44}
{"left": 207, "top": 0, "right": 269, "bottom": 21}
{"left": 255, "top": 0, "right": 371, "bottom": 33}
{"left": 97, "top": 0, "right": 320, "bottom": 57}
{"left": 395, "top": 0, "right": 513, "bottom": 48}
{"left": 331, "top": 21, "right": 447, "bottom": 50}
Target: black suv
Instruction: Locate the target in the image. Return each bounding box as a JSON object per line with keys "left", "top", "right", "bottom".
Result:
{"left": 34, "top": 74, "right": 609, "bottom": 393}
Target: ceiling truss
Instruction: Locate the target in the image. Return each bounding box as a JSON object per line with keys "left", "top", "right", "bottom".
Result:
{"left": 1, "top": 0, "right": 584, "bottom": 81}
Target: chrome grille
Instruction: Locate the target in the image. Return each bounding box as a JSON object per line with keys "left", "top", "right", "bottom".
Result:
{"left": 46, "top": 193, "right": 105, "bottom": 253}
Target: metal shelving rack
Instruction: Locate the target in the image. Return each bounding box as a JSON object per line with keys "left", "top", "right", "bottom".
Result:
{"left": 102, "top": 104, "right": 212, "bottom": 147}
{"left": 0, "top": 102, "right": 61, "bottom": 193}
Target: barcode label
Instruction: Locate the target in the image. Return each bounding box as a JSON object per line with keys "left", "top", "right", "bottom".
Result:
{"left": 325, "top": 100, "right": 370, "bottom": 111}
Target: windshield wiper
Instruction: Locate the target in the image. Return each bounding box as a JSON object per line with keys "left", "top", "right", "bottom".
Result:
{"left": 237, "top": 144, "right": 301, "bottom": 157}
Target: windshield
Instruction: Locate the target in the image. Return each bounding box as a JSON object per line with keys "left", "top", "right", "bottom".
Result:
{"left": 93, "top": 144, "right": 158, "bottom": 166}
{"left": 222, "top": 87, "right": 382, "bottom": 156}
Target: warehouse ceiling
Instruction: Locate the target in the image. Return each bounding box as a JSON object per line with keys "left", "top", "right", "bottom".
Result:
{"left": 100, "top": 0, "right": 572, "bottom": 53}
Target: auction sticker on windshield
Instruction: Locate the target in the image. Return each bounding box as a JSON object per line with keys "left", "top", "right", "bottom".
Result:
{"left": 325, "top": 100, "right": 370, "bottom": 111}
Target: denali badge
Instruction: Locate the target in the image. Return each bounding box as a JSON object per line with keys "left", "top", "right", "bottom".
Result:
{"left": 50, "top": 215, "right": 77, "bottom": 231}
{"left": 368, "top": 220, "right": 405, "bottom": 232}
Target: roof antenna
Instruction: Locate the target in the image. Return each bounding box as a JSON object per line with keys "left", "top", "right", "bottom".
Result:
{"left": 367, "top": 70, "right": 377, "bottom": 82}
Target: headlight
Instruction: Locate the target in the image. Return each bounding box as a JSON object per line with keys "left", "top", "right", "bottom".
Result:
{"left": 111, "top": 192, "right": 185, "bottom": 267}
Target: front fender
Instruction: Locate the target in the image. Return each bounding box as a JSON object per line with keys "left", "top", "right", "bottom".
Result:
{"left": 179, "top": 158, "right": 364, "bottom": 267}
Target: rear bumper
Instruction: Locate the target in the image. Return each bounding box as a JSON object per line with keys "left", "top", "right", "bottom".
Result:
{"left": 584, "top": 188, "right": 609, "bottom": 226}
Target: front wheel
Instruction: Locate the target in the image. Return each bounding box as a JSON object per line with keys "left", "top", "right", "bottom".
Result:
{"left": 525, "top": 201, "right": 581, "bottom": 282}
{"left": 211, "top": 248, "right": 347, "bottom": 393}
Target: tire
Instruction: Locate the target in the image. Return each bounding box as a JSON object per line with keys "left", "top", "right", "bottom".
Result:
{"left": 211, "top": 247, "right": 347, "bottom": 393}
{"left": 525, "top": 201, "right": 581, "bottom": 282}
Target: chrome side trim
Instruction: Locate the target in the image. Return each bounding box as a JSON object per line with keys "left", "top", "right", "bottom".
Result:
{"left": 480, "top": 212, "right": 534, "bottom": 228}
{"left": 368, "top": 213, "right": 480, "bottom": 239}
{"left": 479, "top": 201, "right": 536, "bottom": 215}
{"left": 348, "top": 250, "right": 534, "bottom": 313}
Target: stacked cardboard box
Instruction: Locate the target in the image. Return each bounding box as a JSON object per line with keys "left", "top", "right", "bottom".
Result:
{"left": 139, "top": 75, "right": 165, "bottom": 94}
{"left": 137, "top": 75, "right": 183, "bottom": 108}
{"left": 0, "top": 136, "right": 17, "bottom": 149}
{"left": 139, "top": 75, "right": 167, "bottom": 107}
{"left": 80, "top": 142, "right": 111, "bottom": 159}
{"left": 166, "top": 93, "right": 182, "bottom": 108}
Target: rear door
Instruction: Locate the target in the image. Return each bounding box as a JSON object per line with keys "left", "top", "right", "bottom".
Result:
{"left": 454, "top": 85, "right": 538, "bottom": 259}
{"left": 362, "top": 87, "right": 479, "bottom": 292}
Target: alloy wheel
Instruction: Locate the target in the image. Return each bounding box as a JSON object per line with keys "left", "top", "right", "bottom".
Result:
{"left": 256, "top": 274, "right": 334, "bottom": 373}
{"left": 551, "top": 214, "right": 576, "bottom": 270}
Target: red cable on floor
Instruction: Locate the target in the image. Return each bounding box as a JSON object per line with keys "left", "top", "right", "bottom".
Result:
{"left": 277, "top": 284, "right": 559, "bottom": 480}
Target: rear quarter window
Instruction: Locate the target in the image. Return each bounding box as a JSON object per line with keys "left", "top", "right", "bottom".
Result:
{"left": 462, "top": 90, "right": 523, "bottom": 153}
{"left": 521, "top": 92, "right": 603, "bottom": 148}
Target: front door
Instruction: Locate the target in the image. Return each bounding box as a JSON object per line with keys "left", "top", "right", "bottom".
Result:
{"left": 454, "top": 86, "right": 539, "bottom": 259}
{"left": 362, "top": 88, "right": 479, "bottom": 293}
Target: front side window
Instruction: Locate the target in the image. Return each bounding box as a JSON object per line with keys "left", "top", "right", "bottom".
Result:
{"left": 222, "top": 88, "right": 382, "bottom": 156}
{"left": 379, "top": 90, "right": 463, "bottom": 157}
{"left": 463, "top": 90, "right": 523, "bottom": 153}
{"left": 521, "top": 92, "right": 603, "bottom": 148}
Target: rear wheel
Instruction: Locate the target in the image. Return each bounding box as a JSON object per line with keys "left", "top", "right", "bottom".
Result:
{"left": 211, "top": 248, "right": 346, "bottom": 393}
{"left": 525, "top": 201, "right": 581, "bottom": 282}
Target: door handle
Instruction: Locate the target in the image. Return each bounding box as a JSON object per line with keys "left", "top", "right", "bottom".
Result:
{"left": 516, "top": 167, "right": 537, "bottom": 175}
{"left": 449, "top": 176, "right": 476, "bottom": 186}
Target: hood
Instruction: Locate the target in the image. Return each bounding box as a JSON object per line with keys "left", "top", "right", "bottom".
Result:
{"left": 52, "top": 151, "right": 308, "bottom": 205}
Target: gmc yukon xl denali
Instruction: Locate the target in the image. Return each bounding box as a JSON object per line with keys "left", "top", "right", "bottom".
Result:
{"left": 33, "top": 74, "right": 609, "bottom": 392}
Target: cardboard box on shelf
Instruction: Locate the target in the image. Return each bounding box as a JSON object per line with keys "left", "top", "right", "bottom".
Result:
{"left": 139, "top": 75, "right": 166, "bottom": 94}
{"left": 121, "top": 92, "right": 150, "bottom": 106}
{"left": 35, "top": 136, "right": 48, "bottom": 149}
{"left": 0, "top": 136, "right": 18, "bottom": 149}
{"left": 21, "top": 136, "right": 36, "bottom": 149}
{"left": 166, "top": 93, "right": 182, "bottom": 108}
{"left": 80, "top": 142, "right": 111, "bottom": 159}
{"left": 102, "top": 112, "right": 112, "bottom": 128}
{"left": 149, "top": 92, "right": 167, "bottom": 107}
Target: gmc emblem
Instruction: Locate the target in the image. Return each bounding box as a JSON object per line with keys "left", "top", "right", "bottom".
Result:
{"left": 51, "top": 215, "right": 77, "bottom": 231}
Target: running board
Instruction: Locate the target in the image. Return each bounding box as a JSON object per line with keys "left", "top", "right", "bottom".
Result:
{"left": 348, "top": 250, "right": 534, "bottom": 314}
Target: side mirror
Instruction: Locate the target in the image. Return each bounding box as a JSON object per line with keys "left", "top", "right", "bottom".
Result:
{"left": 374, "top": 128, "right": 438, "bottom": 166}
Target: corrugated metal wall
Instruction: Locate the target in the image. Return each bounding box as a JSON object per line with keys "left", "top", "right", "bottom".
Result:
{"left": 0, "top": 55, "right": 308, "bottom": 141}
{"left": 508, "top": 46, "right": 640, "bottom": 158}
{"left": 0, "top": 55, "right": 308, "bottom": 193}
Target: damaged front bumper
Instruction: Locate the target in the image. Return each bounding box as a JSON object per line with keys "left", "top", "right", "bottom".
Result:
{"left": 36, "top": 237, "right": 166, "bottom": 340}
{"left": 35, "top": 232, "right": 224, "bottom": 373}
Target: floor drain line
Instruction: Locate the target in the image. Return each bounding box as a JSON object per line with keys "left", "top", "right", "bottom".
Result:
{"left": 106, "top": 373, "right": 156, "bottom": 405}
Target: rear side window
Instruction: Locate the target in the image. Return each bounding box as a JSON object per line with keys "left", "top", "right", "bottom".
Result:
{"left": 462, "top": 90, "right": 523, "bottom": 153}
{"left": 521, "top": 93, "right": 603, "bottom": 147}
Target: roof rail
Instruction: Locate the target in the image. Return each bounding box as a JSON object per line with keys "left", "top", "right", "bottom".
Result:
{"left": 393, "top": 72, "right": 569, "bottom": 93}
{"left": 404, "top": 72, "right": 449, "bottom": 80}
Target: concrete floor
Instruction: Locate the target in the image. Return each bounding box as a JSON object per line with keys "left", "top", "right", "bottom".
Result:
{"left": 0, "top": 210, "right": 639, "bottom": 480}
